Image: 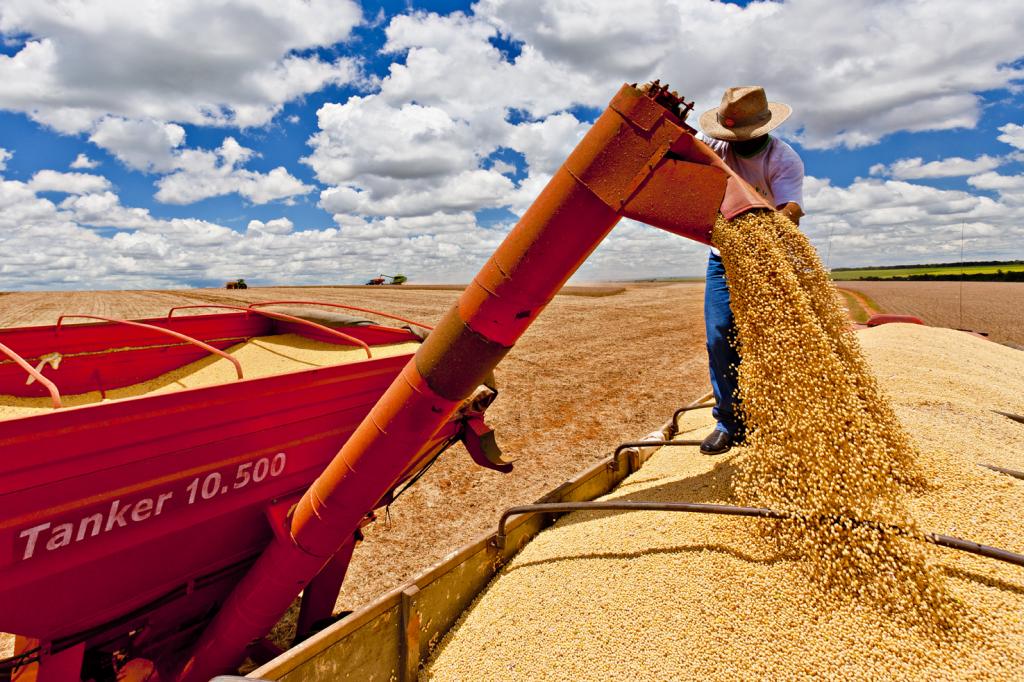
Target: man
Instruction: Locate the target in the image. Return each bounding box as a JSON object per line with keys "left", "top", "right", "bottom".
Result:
{"left": 697, "top": 86, "right": 805, "bottom": 455}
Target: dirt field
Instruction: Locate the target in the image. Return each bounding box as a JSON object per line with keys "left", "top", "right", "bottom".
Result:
{"left": 0, "top": 283, "right": 711, "bottom": 631}
{"left": 838, "top": 281, "right": 1024, "bottom": 348}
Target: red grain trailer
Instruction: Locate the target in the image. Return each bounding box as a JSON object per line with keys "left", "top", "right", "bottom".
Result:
{"left": 0, "top": 302, "right": 502, "bottom": 681}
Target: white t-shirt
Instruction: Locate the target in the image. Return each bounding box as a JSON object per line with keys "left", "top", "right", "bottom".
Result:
{"left": 697, "top": 131, "right": 805, "bottom": 255}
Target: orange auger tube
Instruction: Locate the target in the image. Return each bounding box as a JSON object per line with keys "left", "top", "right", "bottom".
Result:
{"left": 174, "top": 82, "right": 774, "bottom": 682}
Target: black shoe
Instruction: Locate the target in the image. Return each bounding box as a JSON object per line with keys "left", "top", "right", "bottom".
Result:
{"left": 700, "top": 430, "right": 733, "bottom": 456}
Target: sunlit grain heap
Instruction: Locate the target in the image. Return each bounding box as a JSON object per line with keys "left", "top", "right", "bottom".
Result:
{"left": 423, "top": 321, "right": 1024, "bottom": 682}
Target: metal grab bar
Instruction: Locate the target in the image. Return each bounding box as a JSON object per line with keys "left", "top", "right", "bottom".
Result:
{"left": 246, "top": 300, "right": 434, "bottom": 331}
{"left": 994, "top": 410, "right": 1024, "bottom": 426}
{"left": 495, "top": 501, "right": 786, "bottom": 547}
{"left": 166, "top": 305, "right": 372, "bottom": 358}
{"left": 614, "top": 439, "right": 703, "bottom": 458}
{"left": 671, "top": 398, "right": 716, "bottom": 433}
{"left": 56, "top": 315, "right": 243, "bottom": 380}
{"left": 0, "top": 342, "right": 63, "bottom": 408}
{"left": 493, "top": 501, "right": 1024, "bottom": 569}
{"left": 979, "top": 463, "right": 1024, "bottom": 481}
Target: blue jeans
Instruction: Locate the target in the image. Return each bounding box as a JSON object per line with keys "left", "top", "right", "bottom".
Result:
{"left": 704, "top": 252, "right": 742, "bottom": 436}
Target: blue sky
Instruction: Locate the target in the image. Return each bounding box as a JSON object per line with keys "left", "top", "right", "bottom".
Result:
{"left": 0, "top": 0, "right": 1022, "bottom": 289}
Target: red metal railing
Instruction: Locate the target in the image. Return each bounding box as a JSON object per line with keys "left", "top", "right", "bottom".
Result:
{"left": 247, "top": 300, "right": 434, "bottom": 331}
{"left": 0, "top": 342, "right": 62, "bottom": 408}
{"left": 56, "top": 315, "right": 244, "bottom": 379}
{"left": 166, "top": 305, "right": 372, "bottom": 358}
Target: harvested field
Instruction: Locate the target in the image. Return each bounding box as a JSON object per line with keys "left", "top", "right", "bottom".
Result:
{"left": 838, "top": 281, "right": 1024, "bottom": 348}
{"left": 0, "top": 283, "right": 710, "bottom": 629}
{"left": 273, "top": 284, "right": 629, "bottom": 297}
{"left": 0, "top": 290, "right": 212, "bottom": 327}
{"left": 836, "top": 287, "right": 880, "bottom": 323}
{"left": 424, "top": 323, "right": 1024, "bottom": 680}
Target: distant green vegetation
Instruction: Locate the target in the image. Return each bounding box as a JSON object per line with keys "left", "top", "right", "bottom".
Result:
{"left": 831, "top": 260, "right": 1024, "bottom": 282}
{"left": 836, "top": 290, "right": 871, "bottom": 323}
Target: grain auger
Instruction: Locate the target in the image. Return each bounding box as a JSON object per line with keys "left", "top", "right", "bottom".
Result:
{"left": 172, "top": 81, "right": 775, "bottom": 682}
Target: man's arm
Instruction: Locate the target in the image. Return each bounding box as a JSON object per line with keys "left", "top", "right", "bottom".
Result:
{"left": 770, "top": 143, "right": 805, "bottom": 225}
{"left": 695, "top": 131, "right": 729, "bottom": 160}
{"left": 778, "top": 201, "right": 804, "bottom": 225}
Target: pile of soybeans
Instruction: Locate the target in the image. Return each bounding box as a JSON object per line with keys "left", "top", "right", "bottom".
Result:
{"left": 0, "top": 334, "right": 419, "bottom": 422}
{"left": 423, "top": 211, "right": 1024, "bottom": 680}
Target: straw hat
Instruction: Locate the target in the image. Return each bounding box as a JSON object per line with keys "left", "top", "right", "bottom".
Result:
{"left": 699, "top": 86, "right": 792, "bottom": 141}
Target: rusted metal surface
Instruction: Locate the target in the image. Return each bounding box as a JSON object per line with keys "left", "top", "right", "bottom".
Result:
{"left": 414, "top": 307, "right": 510, "bottom": 400}
{"left": 621, "top": 158, "right": 727, "bottom": 242}
{"left": 667, "top": 133, "right": 775, "bottom": 220}
{"left": 397, "top": 586, "right": 420, "bottom": 682}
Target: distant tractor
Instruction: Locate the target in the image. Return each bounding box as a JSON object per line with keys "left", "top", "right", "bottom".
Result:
{"left": 365, "top": 274, "right": 407, "bottom": 286}
{"left": 226, "top": 279, "right": 248, "bottom": 289}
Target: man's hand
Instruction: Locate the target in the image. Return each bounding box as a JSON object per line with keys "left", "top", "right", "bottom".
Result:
{"left": 778, "top": 202, "right": 804, "bottom": 225}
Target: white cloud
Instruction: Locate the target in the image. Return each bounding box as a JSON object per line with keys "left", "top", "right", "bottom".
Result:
{"left": 0, "top": 148, "right": 11, "bottom": 171}
{"left": 379, "top": 11, "right": 602, "bottom": 120}
{"left": 504, "top": 113, "right": 587, "bottom": 176}
{"left": 28, "top": 170, "right": 112, "bottom": 194}
{"left": 0, "top": 173, "right": 516, "bottom": 289}
{"left": 802, "top": 174, "right": 1023, "bottom": 266}
{"left": 0, "top": 178, "right": 239, "bottom": 288}
{"left": 83, "top": 121, "right": 313, "bottom": 206}
{"left": 474, "top": 0, "right": 1024, "bottom": 149}
{"left": 3, "top": 1, "right": 1024, "bottom": 290}
{"left": 305, "top": 1, "right": 1024, "bottom": 232}
{"left": 998, "top": 123, "right": 1024, "bottom": 150}
{"left": 869, "top": 155, "right": 1005, "bottom": 179}
{"left": 304, "top": 11, "right": 598, "bottom": 222}
{"left": 0, "top": 0, "right": 362, "bottom": 132}
{"left": 319, "top": 169, "right": 513, "bottom": 217}
{"left": 89, "top": 117, "right": 186, "bottom": 173}
{"left": 489, "top": 160, "right": 516, "bottom": 176}
{"left": 2, "top": 161, "right": 1023, "bottom": 291}
{"left": 967, "top": 172, "right": 1024, "bottom": 204}
{"left": 247, "top": 217, "right": 294, "bottom": 235}
{"left": 154, "top": 137, "right": 313, "bottom": 205}
{"left": 307, "top": 97, "right": 478, "bottom": 185}
{"left": 69, "top": 153, "right": 99, "bottom": 169}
